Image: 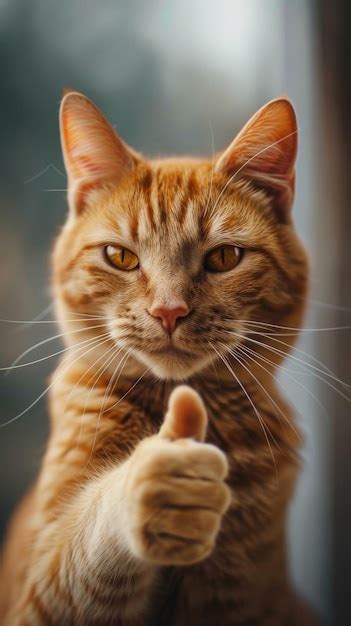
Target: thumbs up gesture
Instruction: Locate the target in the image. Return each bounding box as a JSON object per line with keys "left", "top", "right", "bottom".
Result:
{"left": 122, "top": 386, "right": 231, "bottom": 566}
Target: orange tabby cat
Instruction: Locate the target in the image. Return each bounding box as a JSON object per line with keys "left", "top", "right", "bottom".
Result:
{"left": 0, "top": 93, "right": 318, "bottom": 625}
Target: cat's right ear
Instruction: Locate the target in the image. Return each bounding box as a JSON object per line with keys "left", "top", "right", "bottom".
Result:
{"left": 59, "top": 91, "right": 136, "bottom": 215}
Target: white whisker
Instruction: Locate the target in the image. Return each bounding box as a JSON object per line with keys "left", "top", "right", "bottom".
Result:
{"left": 2, "top": 323, "right": 109, "bottom": 371}
{"left": 70, "top": 344, "right": 125, "bottom": 452}
{"left": 226, "top": 330, "right": 351, "bottom": 403}
{"left": 228, "top": 344, "right": 301, "bottom": 442}
{"left": 237, "top": 343, "right": 331, "bottom": 424}
{"left": 210, "top": 341, "right": 278, "bottom": 478}
{"left": 24, "top": 163, "right": 65, "bottom": 185}
{"left": 2, "top": 332, "right": 111, "bottom": 374}
{"left": 82, "top": 346, "right": 127, "bottom": 463}
{"left": 102, "top": 366, "right": 151, "bottom": 415}
{"left": 0, "top": 333, "right": 113, "bottom": 428}
{"left": 210, "top": 130, "right": 298, "bottom": 215}
{"left": 227, "top": 330, "right": 350, "bottom": 390}
{"left": 0, "top": 315, "right": 111, "bottom": 324}
{"left": 238, "top": 319, "right": 351, "bottom": 333}
{"left": 298, "top": 294, "right": 351, "bottom": 313}
{"left": 241, "top": 327, "right": 343, "bottom": 384}
{"left": 203, "top": 119, "right": 215, "bottom": 217}
{"left": 15, "top": 304, "right": 54, "bottom": 332}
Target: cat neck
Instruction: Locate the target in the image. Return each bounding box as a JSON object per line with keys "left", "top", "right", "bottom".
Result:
{"left": 114, "top": 355, "right": 282, "bottom": 429}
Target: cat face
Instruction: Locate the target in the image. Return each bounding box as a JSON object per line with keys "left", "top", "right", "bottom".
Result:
{"left": 53, "top": 94, "right": 308, "bottom": 381}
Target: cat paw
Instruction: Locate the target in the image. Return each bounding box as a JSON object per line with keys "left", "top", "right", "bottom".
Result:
{"left": 123, "top": 386, "right": 231, "bottom": 566}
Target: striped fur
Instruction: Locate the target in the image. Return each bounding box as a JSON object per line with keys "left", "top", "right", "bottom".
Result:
{"left": 0, "top": 94, "right": 317, "bottom": 625}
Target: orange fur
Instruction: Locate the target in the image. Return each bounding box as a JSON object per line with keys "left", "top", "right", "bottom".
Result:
{"left": 0, "top": 93, "right": 318, "bottom": 625}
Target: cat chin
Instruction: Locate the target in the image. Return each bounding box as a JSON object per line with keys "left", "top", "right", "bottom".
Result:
{"left": 132, "top": 349, "right": 210, "bottom": 381}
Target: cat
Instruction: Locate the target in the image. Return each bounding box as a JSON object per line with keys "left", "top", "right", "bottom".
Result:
{"left": 0, "top": 92, "right": 318, "bottom": 625}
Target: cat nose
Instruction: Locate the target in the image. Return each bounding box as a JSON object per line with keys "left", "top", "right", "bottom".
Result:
{"left": 148, "top": 303, "right": 190, "bottom": 334}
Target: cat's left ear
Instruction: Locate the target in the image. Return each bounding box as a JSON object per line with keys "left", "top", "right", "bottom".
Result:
{"left": 60, "top": 91, "right": 137, "bottom": 215}
{"left": 215, "top": 98, "right": 298, "bottom": 217}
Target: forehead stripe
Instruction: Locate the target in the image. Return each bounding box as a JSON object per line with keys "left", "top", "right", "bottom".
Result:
{"left": 144, "top": 170, "right": 157, "bottom": 232}
{"left": 156, "top": 169, "right": 167, "bottom": 225}
{"left": 179, "top": 170, "right": 199, "bottom": 226}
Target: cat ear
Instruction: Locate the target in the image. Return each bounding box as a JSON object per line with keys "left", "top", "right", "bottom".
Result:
{"left": 215, "top": 98, "right": 298, "bottom": 217}
{"left": 60, "top": 91, "right": 136, "bottom": 214}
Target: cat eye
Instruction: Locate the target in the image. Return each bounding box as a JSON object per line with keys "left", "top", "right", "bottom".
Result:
{"left": 205, "top": 245, "right": 243, "bottom": 273}
{"left": 104, "top": 245, "right": 139, "bottom": 271}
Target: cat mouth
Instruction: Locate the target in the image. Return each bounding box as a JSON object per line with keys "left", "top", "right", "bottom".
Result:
{"left": 149, "top": 345, "right": 194, "bottom": 358}
{"left": 132, "top": 342, "right": 208, "bottom": 380}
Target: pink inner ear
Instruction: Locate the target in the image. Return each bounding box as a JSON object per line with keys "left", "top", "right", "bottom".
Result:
{"left": 216, "top": 98, "right": 298, "bottom": 214}
{"left": 60, "top": 92, "right": 135, "bottom": 213}
{"left": 71, "top": 154, "right": 103, "bottom": 177}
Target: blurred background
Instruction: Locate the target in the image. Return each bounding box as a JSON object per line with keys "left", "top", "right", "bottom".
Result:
{"left": 0, "top": 1, "right": 350, "bottom": 624}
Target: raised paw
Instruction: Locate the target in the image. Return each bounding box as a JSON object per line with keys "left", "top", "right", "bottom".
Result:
{"left": 123, "top": 386, "right": 231, "bottom": 566}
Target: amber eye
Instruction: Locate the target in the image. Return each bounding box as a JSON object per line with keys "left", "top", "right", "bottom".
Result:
{"left": 205, "top": 245, "right": 243, "bottom": 273}
{"left": 104, "top": 245, "right": 139, "bottom": 271}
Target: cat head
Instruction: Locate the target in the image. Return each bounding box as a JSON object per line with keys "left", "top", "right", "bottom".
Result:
{"left": 53, "top": 92, "right": 308, "bottom": 381}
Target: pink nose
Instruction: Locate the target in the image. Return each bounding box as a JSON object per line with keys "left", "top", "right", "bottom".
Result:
{"left": 149, "top": 304, "right": 189, "bottom": 334}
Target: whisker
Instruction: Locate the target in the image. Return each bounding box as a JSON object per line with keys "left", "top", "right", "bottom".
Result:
{"left": 226, "top": 330, "right": 351, "bottom": 404}
{"left": 0, "top": 333, "right": 113, "bottom": 429}
{"left": 203, "top": 345, "right": 222, "bottom": 385}
{"left": 83, "top": 349, "right": 133, "bottom": 468}
{"left": 3, "top": 323, "right": 109, "bottom": 370}
{"left": 2, "top": 332, "right": 111, "bottom": 374}
{"left": 99, "top": 349, "right": 132, "bottom": 416}
{"left": 15, "top": 304, "right": 54, "bottom": 333}
{"left": 70, "top": 344, "right": 124, "bottom": 452}
{"left": 227, "top": 344, "right": 301, "bottom": 442}
{"left": 210, "top": 341, "right": 278, "bottom": 478}
{"left": 297, "top": 294, "right": 351, "bottom": 313}
{"left": 239, "top": 327, "right": 344, "bottom": 384}
{"left": 203, "top": 119, "right": 216, "bottom": 217}
{"left": 24, "top": 163, "right": 65, "bottom": 185}
{"left": 0, "top": 316, "right": 111, "bottom": 325}
{"left": 210, "top": 130, "right": 298, "bottom": 216}
{"left": 81, "top": 345, "right": 126, "bottom": 462}
{"left": 238, "top": 319, "right": 351, "bottom": 333}
{"left": 99, "top": 351, "right": 128, "bottom": 416}
{"left": 237, "top": 343, "right": 331, "bottom": 424}
{"left": 64, "top": 311, "right": 112, "bottom": 319}
{"left": 101, "top": 366, "right": 151, "bottom": 416}
{"left": 227, "top": 329, "right": 351, "bottom": 391}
